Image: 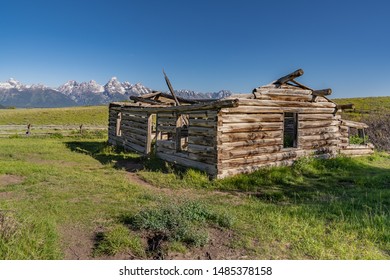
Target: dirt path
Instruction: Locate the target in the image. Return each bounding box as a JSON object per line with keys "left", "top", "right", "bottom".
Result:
{"left": 60, "top": 161, "right": 247, "bottom": 260}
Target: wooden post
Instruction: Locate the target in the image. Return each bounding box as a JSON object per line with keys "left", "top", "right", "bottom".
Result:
{"left": 175, "top": 113, "right": 182, "bottom": 152}
{"left": 146, "top": 114, "right": 153, "bottom": 154}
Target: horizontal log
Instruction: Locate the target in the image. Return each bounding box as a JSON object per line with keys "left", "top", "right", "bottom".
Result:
{"left": 187, "top": 143, "right": 216, "bottom": 153}
{"left": 219, "top": 122, "right": 282, "bottom": 133}
{"left": 219, "top": 130, "right": 283, "bottom": 142}
{"left": 299, "top": 132, "right": 341, "bottom": 141}
{"left": 299, "top": 140, "right": 340, "bottom": 149}
{"left": 156, "top": 152, "right": 217, "bottom": 174}
{"left": 124, "top": 141, "right": 145, "bottom": 154}
{"left": 298, "top": 126, "right": 340, "bottom": 136}
{"left": 156, "top": 140, "right": 176, "bottom": 150}
{"left": 336, "top": 104, "right": 355, "bottom": 110}
{"left": 188, "top": 126, "right": 217, "bottom": 136}
{"left": 221, "top": 106, "right": 336, "bottom": 114}
{"left": 121, "top": 121, "right": 148, "bottom": 130}
{"left": 124, "top": 135, "right": 146, "bottom": 147}
{"left": 221, "top": 114, "right": 283, "bottom": 123}
{"left": 120, "top": 126, "right": 147, "bottom": 136}
{"left": 253, "top": 88, "right": 312, "bottom": 96}
{"left": 121, "top": 130, "right": 147, "bottom": 143}
{"left": 189, "top": 119, "right": 217, "bottom": 128}
{"left": 298, "top": 120, "right": 340, "bottom": 129}
{"left": 187, "top": 111, "right": 218, "bottom": 119}
{"left": 342, "top": 144, "right": 374, "bottom": 150}
{"left": 217, "top": 159, "right": 298, "bottom": 179}
{"left": 339, "top": 149, "right": 374, "bottom": 156}
{"left": 157, "top": 146, "right": 216, "bottom": 163}
{"left": 188, "top": 136, "right": 215, "bottom": 146}
{"left": 120, "top": 99, "right": 239, "bottom": 113}
{"left": 218, "top": 138, "right": 282, "bottom": 150}
{"left": 237, "top": 99, "right": 336, "bottom": 108}
{"left": 254, "top": 92, "right": 313, "bottom": 102}
{"left": 157, "top": 125, "right": 176, "bottom": 133}
{"left": 312, "top": 89, "right": 332, "bottom": 96}
{"left": 220, "top": 149, "right": 309, "bottom": 168}
{"left": 298, "top": 114, "right": 337, "bottom": 121}
{"left": 220, "top": 145, "right": 282, "bottom": 160}
{"left": 341, "top": 120, "right": 368, "bottom": 129}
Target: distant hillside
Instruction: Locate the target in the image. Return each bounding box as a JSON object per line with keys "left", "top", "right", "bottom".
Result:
{"left": 333, "top": 96, "right": 390, "bottom": 114}
{"left": 0, "top": 104, "right": 5, "bottom": 109}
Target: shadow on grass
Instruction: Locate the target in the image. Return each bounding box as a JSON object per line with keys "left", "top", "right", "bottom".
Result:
{"left": 65, "top": 140, "right": 144, "bottom": 172}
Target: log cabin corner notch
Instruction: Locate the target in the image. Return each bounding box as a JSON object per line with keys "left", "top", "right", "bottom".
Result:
{"left": 108, "top": 69, "right": 374, "bottom": 179}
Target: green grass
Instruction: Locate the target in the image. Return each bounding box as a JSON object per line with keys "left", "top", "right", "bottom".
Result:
{"left": 0, "top": 106, "right": 108, "bottom": 125}
{"left": 1, "top": 137, "right": 390, "bottom": 259}
{"left": 334, "top": 96, "right": 390, "bottom": 120}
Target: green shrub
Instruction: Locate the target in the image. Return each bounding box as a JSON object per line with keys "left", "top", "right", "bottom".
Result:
{"left": 94, "top": 224, "right": 145, "bottom": 257}
{"left": 128, "top": 201, "right": 232, "bottom": 248}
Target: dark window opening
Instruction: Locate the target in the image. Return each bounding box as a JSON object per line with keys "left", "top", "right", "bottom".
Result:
{"left": 283, "top": 112, "right": 298, "bottom": 148}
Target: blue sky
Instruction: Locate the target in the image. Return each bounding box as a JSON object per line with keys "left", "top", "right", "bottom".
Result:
{"left": 0, "top": 0, "right": 389, "bottom": 98}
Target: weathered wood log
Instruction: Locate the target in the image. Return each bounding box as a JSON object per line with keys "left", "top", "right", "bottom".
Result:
{"left": 220, "top": 149, "right": 308, "bottom": 168}
{"left": 219, "top": 130, "right": 283, "bottom": 142}
{"left": 218, "top": 138, "right": 282, "bottom": 150}
{"left": 120, "top": 99, "right": 239, "bottom": 113}
{"left": 217, "top": 159, "right": 297, "bottom": 178}
{"left": 156, "top": 140, "right": 176, "bottom": 150}
{"left": 130, "top": 96, "right": 163, "bottom": 105}
{"left": 124, "top": 141, "right": 145, "bottom": 154}
{"left": 220, "top": 145, "right": 283, "bottom": 160}
{"left": 298, "top": 114, "right": 337, "bottom": 121}
{"left": 341, "top": 119, "right": 368, "bottom": 129}
{"left": 223, "top": 105, "right": 337, "bottom": 114}
{"left": 298, "top": 126, "right": 340, "bottom": 136}
{"left": 274, "top": 69, "right": 304, "bottom": 85}
{"left": 219, "top": 122, "right": 283, "bottom": 133}
{"left": 163, "top": 70, "right": 180, "bottom": 106}
{"left": 189, "top": 119, "right": 217, "bottom": 128}
{"left": 299, "top": 132, "right": 341, "bottom": 141}
{"left": 298, "top": 120, "right": 340, "bottom": 129}
{"left": 312, "top": 89, "right": 332, "bottom": 96}
{"left": 221, "top": 114, "right": 283, "bottom": 123}
{"left": 188, "top": 126, "right": 217, "bottom": 136}
{"left": 237, "top": 99, "right": 336, "bottom": 108}
{"left": 156, "top": 152, "right": 217, "bottom": 174}
{"left": 253, "top": 88, "right": 312, "bottom": 96}
{"left": 188, "top": 136, "right": 216, "bottom": 146}
{"left": 336, "top": 104, "right": 355, "bottom": 110}
{"left": 146, "top": 114, "right": 153, "bottom": 154}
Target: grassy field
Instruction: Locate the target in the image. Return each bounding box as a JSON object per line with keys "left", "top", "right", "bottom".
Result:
{"left": 1, "top": 101, "right": 390, "bottom": 259}
{"left": 1, "top": 136, "right": 389, "bottom": 259}
{"left": 0, "top": 106, "right": 108, "bottom": 126}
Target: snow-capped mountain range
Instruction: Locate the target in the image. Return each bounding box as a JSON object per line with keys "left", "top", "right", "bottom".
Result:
{"left": 0, "top": 77, "right": 232, "bottom": 108}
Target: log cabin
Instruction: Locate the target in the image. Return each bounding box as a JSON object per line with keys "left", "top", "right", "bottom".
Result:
{"left": 108, "top": 69, "right": 374, "bottom": 179}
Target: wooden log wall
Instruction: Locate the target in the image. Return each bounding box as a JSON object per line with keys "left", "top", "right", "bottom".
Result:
{"left": 119, "top": 107, "right": 151, "bottom": 154}
{"left": 216, "top": 89, "right": 341, "bottom": 178}
{"left": 108, "top": 105, "right": 124, "bottom": 147}
{"left": 155, "top": 110, "right": 218, "bottom": 176}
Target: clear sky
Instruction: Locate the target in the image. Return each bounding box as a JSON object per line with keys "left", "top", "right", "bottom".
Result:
{"left": 0, "top": 0, "right": 389, "bottom": 98}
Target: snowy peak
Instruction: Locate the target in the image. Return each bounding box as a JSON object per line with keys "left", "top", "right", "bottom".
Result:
{"left": 104, "top": 77, "right": 126, "bottom": 95}
{"left": 0, "top": 78, "right": 50, "bottom": 91}
{"left": 58, "top": 80, "right": 104, "bottom": 95}
{"left": 0, "top": 78, "right": 22, "bottom": 90}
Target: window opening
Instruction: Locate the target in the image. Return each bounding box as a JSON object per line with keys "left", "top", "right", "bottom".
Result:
{"left": 283, "top": 112, "right": 298, "bottom": 148}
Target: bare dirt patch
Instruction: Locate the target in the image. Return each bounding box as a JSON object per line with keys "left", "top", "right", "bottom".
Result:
{"left": 0, "top": 174, "right": 25, "bottom": 187}
{"left": 60, "top": 224, "right": 133, "bottom": 260}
